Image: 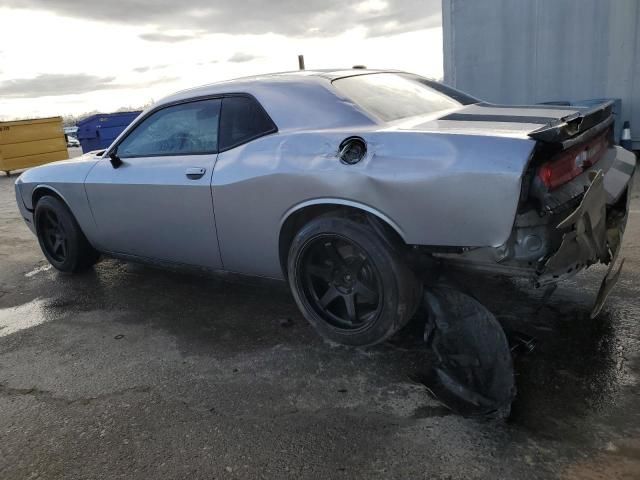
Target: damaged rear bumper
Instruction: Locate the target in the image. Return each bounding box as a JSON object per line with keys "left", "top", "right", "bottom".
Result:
{"left": 434, "top": 147, "right": 636, "bottom": 292}
{"left": 540, "top": 170, "right": 615, "bottom": 283}
{"left": 539, "top": 147, "right": 634, "bottom": 285}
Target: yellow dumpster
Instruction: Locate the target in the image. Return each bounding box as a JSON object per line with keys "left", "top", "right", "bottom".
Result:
{"left": 0, "top": 117, "right": 69, "bottom": 175}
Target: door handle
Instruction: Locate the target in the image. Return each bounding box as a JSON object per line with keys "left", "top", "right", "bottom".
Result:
{"left": 185, "top": 167, "right": 206, "bottom": 180}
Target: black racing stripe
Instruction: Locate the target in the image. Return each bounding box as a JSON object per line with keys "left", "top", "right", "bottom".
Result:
{"left": 613, "top": 159, "right": 636, "bottom": 177}
{"left": 440, "top": 113, "right": 558, "bottom": 124}
{"left": 476, "top": 101, "right": 580, "bottom": 111}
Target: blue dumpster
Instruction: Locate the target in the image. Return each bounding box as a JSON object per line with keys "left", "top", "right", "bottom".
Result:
{"left": 76, "top": 111, "right": 141, "bottom": 153}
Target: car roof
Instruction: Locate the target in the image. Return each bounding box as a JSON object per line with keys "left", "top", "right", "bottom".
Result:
{"left": 165, "top": 68, "right": 401, "bottom": 99}
{"left": 155, "top": 69, "right": 403, "bottom": 131}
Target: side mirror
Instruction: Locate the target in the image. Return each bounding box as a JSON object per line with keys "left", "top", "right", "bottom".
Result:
{"left": 109, "top": 151, "right": 123, "bottom": 169}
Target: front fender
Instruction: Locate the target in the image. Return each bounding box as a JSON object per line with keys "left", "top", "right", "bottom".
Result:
{"left": 15, "top": 154, "right": 102, "bottom": 246}
{"left": 18, "top": 154, "right": 101, "bottom": 205}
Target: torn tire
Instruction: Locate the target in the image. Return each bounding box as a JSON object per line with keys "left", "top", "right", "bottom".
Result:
{"left": 422, "top": 286, "right": 516, "bottom": 417}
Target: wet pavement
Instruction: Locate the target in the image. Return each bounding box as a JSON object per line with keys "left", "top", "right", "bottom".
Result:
{"left": 0, "top": 167, "right": 639, "bottom": 479}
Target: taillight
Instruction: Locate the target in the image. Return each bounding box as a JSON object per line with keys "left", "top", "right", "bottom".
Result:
{"left": 537, "top": 130, "right": 610, "bottom": 190}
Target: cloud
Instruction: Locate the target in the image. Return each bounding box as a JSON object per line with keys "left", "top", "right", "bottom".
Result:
{"left": 133, "top": 64, "right": 170, "bottom": 73}
{"left": 228, "top": 52, "right": 259, "bottom": 63}
{"left": 0, "top": 73, "right": 178, "bottom": 98}
{"left": 5, "top": 0, "right": 441, "bottom": 37}
{"left": 139, "top": 32, "right": 196, "bottom": 42}
{"left": 0, "top": 74, "right": 120, "bottom": 98}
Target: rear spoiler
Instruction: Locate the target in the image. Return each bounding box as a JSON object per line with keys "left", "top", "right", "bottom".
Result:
{"left": 529, "top": 100, "right": 614, "bottom": 149}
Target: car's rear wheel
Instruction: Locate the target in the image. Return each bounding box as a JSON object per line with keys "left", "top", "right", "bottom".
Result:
{"left": 288, "top": 214, "right": 421, "bottom": 346}
{"left": 34, "top": 195, "right": 100, "bottom": 273}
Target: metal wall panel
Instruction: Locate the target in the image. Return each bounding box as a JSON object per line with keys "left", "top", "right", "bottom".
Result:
{"left": 443, "top": 0, "right": 640, "bottom": 148}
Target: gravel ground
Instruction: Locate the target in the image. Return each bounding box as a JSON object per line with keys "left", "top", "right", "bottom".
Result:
{"left": 0, "top": 155, "right": 638, "bottom": 479}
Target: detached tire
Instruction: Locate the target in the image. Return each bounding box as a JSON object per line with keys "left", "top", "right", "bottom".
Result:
{"left": 34, "top": 195, "right": 100, "bottom": 273}
{"left": 288, "top": 215, "right": 421, "bottom": 346}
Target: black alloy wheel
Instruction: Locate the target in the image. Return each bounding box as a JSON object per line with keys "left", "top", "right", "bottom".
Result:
{"left": 38, "top": 209, "right": 68, "bottom": 263}
{"left": 288, "top": 214, "right": 421, "bottom": 346}
{"left": 34, "top": 195, "right": 100, "bottom": 273}
{"left": 299, "top": 235, "right": 383, "bottom": 331}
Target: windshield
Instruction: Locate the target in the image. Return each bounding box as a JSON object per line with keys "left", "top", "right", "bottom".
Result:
{"left": 332, "top": 73, "right": 476, "bottom": 122}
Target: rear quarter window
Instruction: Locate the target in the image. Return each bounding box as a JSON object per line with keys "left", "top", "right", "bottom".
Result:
{"left": 219, "top": 96, "right": 277, "bottom": 151}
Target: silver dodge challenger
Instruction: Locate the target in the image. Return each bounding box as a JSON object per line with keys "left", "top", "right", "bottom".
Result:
{"left": 14, "top": 70, "right": 636, "bottom": 346}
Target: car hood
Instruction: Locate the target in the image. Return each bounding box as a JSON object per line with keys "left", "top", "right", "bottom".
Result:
{"left": 392, "top": 102, "right": 591, "bottom": 140}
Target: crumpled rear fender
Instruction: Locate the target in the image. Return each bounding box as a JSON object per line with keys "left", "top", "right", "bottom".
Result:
{"left": 431, "top": 146, "right": 635, "bottom": 298}
{"left": 212, "top": 130, "right": 536, "bottom": 278}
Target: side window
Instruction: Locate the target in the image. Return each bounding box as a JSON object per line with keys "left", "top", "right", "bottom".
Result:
{"left": 117, "top": 99, "right": 221, "bottom": 158}
{"left": 219, "top": 96, "right": 276, "bottom": 151}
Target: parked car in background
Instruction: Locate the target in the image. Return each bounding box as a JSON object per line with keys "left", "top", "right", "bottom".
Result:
{"left": 14, "top": 70, "right": 636, "bottom": 345}
{"left": 66, "top": 136, "right": 80, "bottom": 148}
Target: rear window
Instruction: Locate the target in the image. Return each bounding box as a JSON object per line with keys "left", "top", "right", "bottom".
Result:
{"left": 332, "top": 73, "right": 466, "bottom": 122}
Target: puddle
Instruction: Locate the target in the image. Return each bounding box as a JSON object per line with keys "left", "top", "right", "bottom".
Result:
{"left": 0, "top": 299, "right": 50, "bottom": 337}
{"left": 562, "top": 437, "right": 640, "bottom": 479}
{"left": 25, "top": 265, "right": 52, "bottom": 278}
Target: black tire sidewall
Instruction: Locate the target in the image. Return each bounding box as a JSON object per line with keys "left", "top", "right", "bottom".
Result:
{"left": 288, "top": 216, "right": 419, "bottom": 347}
{"left": 34, "top": 196, "right": 92, "bottom": 273}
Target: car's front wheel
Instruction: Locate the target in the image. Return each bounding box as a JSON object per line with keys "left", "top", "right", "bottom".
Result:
{"left": 34, "top": 195, "right": 100, "bottom": 273}
{"left": 288, "top": 214, "right": 421, "bottom": 347}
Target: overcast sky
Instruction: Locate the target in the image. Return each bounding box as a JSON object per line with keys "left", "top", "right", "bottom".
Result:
{"left": 0, "top": 0, "right": 443, "bottom": 120}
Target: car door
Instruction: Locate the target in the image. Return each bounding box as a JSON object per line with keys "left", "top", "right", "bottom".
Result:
{"left": 84, "top": 98, "right": 223, "bottom": 269}
{"left": 211, "top": 95, "right": 279, "bottom": 275}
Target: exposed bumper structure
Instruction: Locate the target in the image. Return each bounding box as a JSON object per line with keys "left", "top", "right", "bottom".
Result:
{"left": 541, "top": 170, "right": 612, "bottom": 280}
{"left": 541, "top": 148, "right": 635, "bottom": 282}
{"left": 435, "top": 146, "right": 636, "bottom": 313}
